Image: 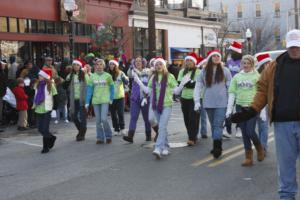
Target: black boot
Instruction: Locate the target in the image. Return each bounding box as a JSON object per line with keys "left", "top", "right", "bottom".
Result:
{"left": 41, "top": 137, "right": 50, "bottom": 154}
{"left": 123, "top": 130, "right": 134, "bottom": 143}
{"left": 153, "top": 125, "right": 159, "bottom": 142}
{"left": 48, "top": 134, "right": 57, "bottom": 149}
{"left": 76, "top": 127, "right": 86, "bottom": 141}
{"left": 211, "top": 140, "right": 222, "bottom": 159}
{"left": 145, "top": 135, "right": 152, "bottom": 142}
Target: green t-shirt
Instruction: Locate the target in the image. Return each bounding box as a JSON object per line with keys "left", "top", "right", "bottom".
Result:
{"left": 228, "top": 70, "right": 260, "bottom": 106}
{"left": 86, "top": 72, "right": 114, "bottom": 104}
{"left": 73, "top": 74, "right": 81, "bottom": 100}
{"left": 177, "top": 68, "right": 200, "bottom": 99}
{"left": 35, "top": 84, "right": 57, "bottom": 114}
{"left": 114, "top": 72, "right": 126, "bottom": 99}
{"left": 148, "top": 73, "right": 178, "bottom": 107}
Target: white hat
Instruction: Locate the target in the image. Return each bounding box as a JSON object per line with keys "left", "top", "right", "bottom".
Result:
{"left": 256, "top": 53, "right": 272, "bottom": 70}
{"left": 154, "top": 57, "right": 167, "bottom": 67}
{"left": 72, "top": 59, "right": 83, "bottom": 67}
{"left": 185, "top": 52, "right": 198, "bottom": 65}
{"left": 286, "top": 29, "right": 300, "bottom": 48}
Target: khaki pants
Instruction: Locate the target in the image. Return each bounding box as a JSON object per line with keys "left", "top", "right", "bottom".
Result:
{"left": 18, "top": 110, "right": 27, "bottom": 128}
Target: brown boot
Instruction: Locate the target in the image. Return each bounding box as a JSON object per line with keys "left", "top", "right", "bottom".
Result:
{"left": 241, "top": 150, "right": 253, "bottom": 167}
{"left": 254, "top": 143, "right": 265, "bottom": 162}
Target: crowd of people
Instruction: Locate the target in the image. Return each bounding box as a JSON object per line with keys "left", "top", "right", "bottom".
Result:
{"left": 1, "top": 29, "right": 300, "bottom": 200}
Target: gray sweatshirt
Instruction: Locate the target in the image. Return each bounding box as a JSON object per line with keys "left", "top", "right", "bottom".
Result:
{"left": 194, "top": 67, "right": 232, "bottom": 108}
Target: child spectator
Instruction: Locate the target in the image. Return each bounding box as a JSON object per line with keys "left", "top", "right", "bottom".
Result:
{"left": 12, "top": 78, "right": 28, "bottom": 131}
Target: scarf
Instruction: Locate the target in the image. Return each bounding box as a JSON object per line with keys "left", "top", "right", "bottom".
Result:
{"left": 152, "top": 75, "right": 167, "bottom": 114}
{"left": 34, "top": 80, "right": 46, "bottom": 105}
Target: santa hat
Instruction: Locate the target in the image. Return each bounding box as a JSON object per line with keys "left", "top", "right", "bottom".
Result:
{"left": 185, "top": 52, "right": 198, "bottom": 64}
{"left": 197, "top": 56, "right": 207, "bottom": 68}
{"left": 149, "top": 57, "right": 156, "bottom": 67}
{"left": 206, "top": 49, "right": 222, "bottom": 61}
{"left": 256, "top": 53, "right": 272, "bottom": 70}
{"left": 38, "top": 68, "right": 52, "bottom": 80}
{"left": 229, "top": 41, "right": 242, "bottom": 54}
{"left": 154, "top": 57, "right": 167, "bottom": 67}
{"left": 109, "top": 58, "right": 119, "bottom": 67}
{"left": 72, "top": 59, "right": 83, "bottom": 67}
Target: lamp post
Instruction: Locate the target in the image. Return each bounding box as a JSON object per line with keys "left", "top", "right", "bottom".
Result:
{"left": 246, "top": 28, "right": 252, "bottom": 55}
{"left": 64, "top": 0, "right": 76, "bottom": 63}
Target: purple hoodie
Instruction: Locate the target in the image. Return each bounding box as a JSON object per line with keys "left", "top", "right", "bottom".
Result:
{"left": 226, "top": 59, "right": 242, "bottom": 77}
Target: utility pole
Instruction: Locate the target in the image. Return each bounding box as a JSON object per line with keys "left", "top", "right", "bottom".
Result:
{"left": 295, "top": 0, "right": 299, "bottom": 29}
{"left": 148, "top": 0, "right": 156, "bottom": 58}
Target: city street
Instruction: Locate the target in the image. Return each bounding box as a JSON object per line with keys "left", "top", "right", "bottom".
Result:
{"left": 1, "top": 103, "right": 299, "bottom": 200}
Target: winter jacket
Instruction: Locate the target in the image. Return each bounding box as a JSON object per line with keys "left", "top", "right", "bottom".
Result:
{"left": 251, "top": 51, "right": 287, "bottom": 122}
{"left": 12, "top": 86, "right": 28, "bottom": 111}
{"left": 0, "top": 67, "right": 8, "bottom": 97}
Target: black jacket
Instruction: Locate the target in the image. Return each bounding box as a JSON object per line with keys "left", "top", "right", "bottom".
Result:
{"left": 0, "top": 66, "right": 8, "bottom": 97}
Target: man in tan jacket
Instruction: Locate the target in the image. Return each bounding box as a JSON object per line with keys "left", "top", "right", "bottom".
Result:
{"left": 231, "top": 29, "right": 300, "bottom": 200}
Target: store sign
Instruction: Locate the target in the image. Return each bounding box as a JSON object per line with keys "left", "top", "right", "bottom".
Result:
{"left": 60, "top": 0, "right": 86, "bottom": 23}
{"left": 204, "top": 29, "right": 217, "bottom": 47}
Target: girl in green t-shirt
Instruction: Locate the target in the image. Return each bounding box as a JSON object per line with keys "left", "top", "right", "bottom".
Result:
{"left": 85, "top": 59, "right": 114, "bottom": 144}
{"left": 133, "top": 57, "right": 178, "bottom": 159}
{"left": 226, "top": 55, "right": 265, "bottom": 166}
{"left": 33, "top": 69, "right": 57, "bottom": 154}
{"left": 108, "top": 59, "right": 129, "bottom": 136}
{"left": 65, "top": 59, "right": 87, "bottom": 142}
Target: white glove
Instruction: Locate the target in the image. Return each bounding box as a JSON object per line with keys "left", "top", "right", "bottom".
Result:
{"left": 109, "top": 101, "right": 113, "bottom": 105}
{"left": 180, "top": 74, "right": 191, "bottom": 87}
{"left": 194, "top": 102, "right": 201, "bottom": 112}
{"left": 132, "top": 72, "right": 149, "bottom": 94}
{"left": 85, "top": 104, "right": 89, "bottom": 109}
{"left": 260, "top": 108, "right": 267, "bottom": 121}
{"left": 226, "top": 93, "right": 235, "bottom": 118}
{"left": 141, "top": 98, "right": 148, "bottom": 107}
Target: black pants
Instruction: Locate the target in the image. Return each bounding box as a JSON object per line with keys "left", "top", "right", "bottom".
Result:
{"left": 181, "top": 98, "right": 200, "bottom": 141}
{"left": 36, "top": 112, "right": 51, "bottom": 138}
{"left": 72, "top": 100, "right": 87, "bottom": 132}
{"left": 110, "top": 98, "right": 125, "bottom": 132}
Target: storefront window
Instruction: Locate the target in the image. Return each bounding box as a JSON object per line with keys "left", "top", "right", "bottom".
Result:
{"left": 76, "top": 23, "right": 85, "bottom": 36}
{"left": 0, "top": 17, "right": 7, "bottom": 32}
{"left": 19, "top": 19, "right": 28, "bottom": 33}
{"left": 28, "top": 19, "right": 38, "bottom": 33}
{"left": 46, "top": 21, "right": 55, "bottom": 34}
{"left": 9, "top": 18, "right": 18, "bottom": 33}
{"left": 55, "top": 22, "right": 63, "bottom": 34}
{"left": 38, "top": 21, "right": 45, "bottom": 33}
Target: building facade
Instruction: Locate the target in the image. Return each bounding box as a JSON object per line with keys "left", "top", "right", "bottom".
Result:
{"left": 130, "top": 0, "right": 223, "bottom": 63}
{"left": 0, "top": 0, "right": 133, "bottom": 66}
{"left": 208, "top": 0, "right": 295, "bottom": 52}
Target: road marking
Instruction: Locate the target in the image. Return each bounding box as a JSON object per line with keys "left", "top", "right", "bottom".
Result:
{"left": 10, "top": 140, "right": 42, "bottom": 147}
{"left": 191, "top": 144, "right": 244, "bottom": 167}
{"left": 208, "top": 136, "right": 275, "bottom": 168}
{"left": 191, "top": 132, "right": 274, "bottom": 167}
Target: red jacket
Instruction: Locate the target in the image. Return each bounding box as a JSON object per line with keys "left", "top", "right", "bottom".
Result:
{"left": 12, "top": 86, "right": 28, "bottom": 111}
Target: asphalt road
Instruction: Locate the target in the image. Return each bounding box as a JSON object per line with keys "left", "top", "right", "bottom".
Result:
{"left": 0, "top": 103, "right": 299, "bottom": 200}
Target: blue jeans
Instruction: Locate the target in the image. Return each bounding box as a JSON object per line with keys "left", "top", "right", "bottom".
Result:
{"left": 56, "top": 105, "right": 67, "bottom": 121}
{"left": 199, "top": 104, "right": 207, "bottom": 136}
{"left": 93, "top": 104, "right": 112, "bottom": 141}
{"left": 154, "top": 107, "right": 172, "bottom": 152}
{"left": 205, "top": 108, "right": 226, "bottom": 140}
{"left": 274, "top": 122, "right": 300, "bottom": 200}
{"left": 236, "top": 105, "right": 260, "bottom": 150}
{"left": 257, "top": 116, "right": 269, "bottom": 151}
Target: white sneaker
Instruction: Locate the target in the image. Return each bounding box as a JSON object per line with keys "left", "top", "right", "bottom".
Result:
{"left": 64, "top": 119, "right": 69, "bottom": 123}
{"left": 152, "top": 149, "right": 161, "bottom": 159}
{"left": 114, "top": 131, "right": 120, "bottom": 136}
{"left": 120, "top": 129, "right": 126, "bottom": 136}
{"left": 223, "top": 132, "right": 232, "bottom": 139}
{"left": 54, "top": 120, "right": 58, "bottom": 124}
{"left": 162, "top": 149, "right": 170, "bottom": 156}
{"left": 235, "top": 131, "right": 242, "bottom": 138}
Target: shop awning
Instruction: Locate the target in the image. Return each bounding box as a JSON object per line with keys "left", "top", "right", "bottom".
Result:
{"left": 171, "top": 47, "right": 191, "bottom": 53}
